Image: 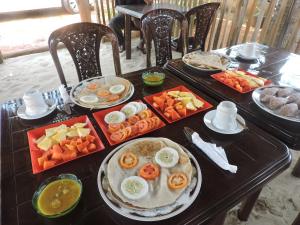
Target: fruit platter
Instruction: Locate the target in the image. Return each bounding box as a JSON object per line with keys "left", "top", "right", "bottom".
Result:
{"left": 27, "top": 115, "right": 105, "bottom": 174}
{"left": 70, "top": 76, "right": 134, "bottom": 109}
{"left": 211, "top": 70, "right": 271, "bottom": 93}
{"left": 97, "top": 137, "right": 202, "bottom": 221}
{"left": 252, "top": 85, "right": 300, "bottom": 123}
{"left": 144, "top": 86, "right": 213, "bottom": 123}
{"left": 93, "top": 101, "right": 166, "bottom": 145}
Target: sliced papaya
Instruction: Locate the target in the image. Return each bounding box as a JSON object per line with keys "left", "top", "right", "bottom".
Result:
{"left": 87, "top": 143, "right": 97, "bottom": 152}
{"left": 62, "top": 150, "right": 77, "bottom": 161}
{"left": 43, "top": 160, "right": 56, "bottom": 170}
{"left": 171, "top": 109, "right": 181, "bottom": 120}
{"left": 177, "top": 107, "right": 187, "bottom": 117}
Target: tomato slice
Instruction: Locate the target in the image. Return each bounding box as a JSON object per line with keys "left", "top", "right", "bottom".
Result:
{"left": 119, "top": 152, "right": 138, "bottom": 169}
{"left": 108, "top": 123, "right": 124, "bottom": 133}
{"left": 152, "top": 116, "right": 161, "bottom": 127}
{"left": 110, "top": 130, "right": 127, "bottom": 143}
{"left": 128, "top": 115, "right": 140, "bottom": 125}
{"left": 124, "top": 127, "right": 132, "bottom": 137}
{"left": 137, "top": 120, "right": 149, "bottom": 133}
{"left": 168, "top": 172, "right": 188, "bottom": 189}
{"left": 139, "top": 163, "right": 160, "bottom": 180}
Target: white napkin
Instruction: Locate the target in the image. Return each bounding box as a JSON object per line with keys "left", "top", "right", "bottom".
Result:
{"left": 191, "top": 132, "right": 238, "bottom": 173}
{"left": 58, "top": 85, "right": 72, "bottom": 104}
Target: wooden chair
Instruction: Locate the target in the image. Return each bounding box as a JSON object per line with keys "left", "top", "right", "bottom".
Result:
{"left": 49, "top": 22, "right": 121, "bottom": 87}
{"left": 173, "top": 3, "right": 220, "bottom": 52}
{"left": 141, "top": 9, "right": 188, "bottom": 67}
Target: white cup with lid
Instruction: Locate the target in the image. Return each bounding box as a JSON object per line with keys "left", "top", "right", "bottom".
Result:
{"left": 212, "top": 101, "right": 237, "bottom": 131}
{"left": 23, "top": 90, "right": 48, "bottom": 116}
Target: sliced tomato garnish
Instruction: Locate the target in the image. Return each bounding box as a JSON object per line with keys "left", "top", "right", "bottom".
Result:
{"left": 168, "top": 172, "right": 188, "bottom": 189}
{"left": 136, "top": 120, "right": 149, "bottom": 133}
{"left": 119, "top": 152, "right": 138, "bottom": 169}
{"left": 139, "top": 163, "right": 160, "bottom": 180}
{"left": 110, "top": 130, "right": 127, "bottom": 143}
{"left": 108, "top": 123, "right": 124, "bottom": 133}
{"left": 128, "top": 115, "right": 140, "bottom": 125}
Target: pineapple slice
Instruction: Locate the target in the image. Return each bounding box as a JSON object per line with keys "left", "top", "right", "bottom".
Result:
{"left": 52, "top": 131, "right": 67, "bottom": 143}
{"left": 35, "top": 135, "right": 45, "bottom": 144}
{"left": 179, "top": 92, "right": 194, "bottom": 97}
{"left": 67, "top": 129, "right": 79, "bottom": 138}
{"left": 37, "top": 137, "right": 53, "bottom": 151}
{"left": 72, "top": 122, "right": 87, "bottom": 128}
{"left": 77, "top": 127, "right": 91, "bottom": 137}
{"left": 176, "top": 97, "right": 192, "bottom": 105}
{"left": 192, "top": 98, "right": 204, "bottom": 108}
{"left": 167, "top": 91, "right": 180, "bottom": 98}
{"left": 186, "top": 102, "right": 197, "bottom": 111}
{"left": 45, "top": 127, "right": 58, "bottom": 137}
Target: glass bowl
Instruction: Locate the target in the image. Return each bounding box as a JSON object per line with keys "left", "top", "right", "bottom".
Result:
{"left": 142, "top": 72, "right": 165, "bottom": 86}
{"left": 32, "top": 173, "right": 82, "bottom": 218}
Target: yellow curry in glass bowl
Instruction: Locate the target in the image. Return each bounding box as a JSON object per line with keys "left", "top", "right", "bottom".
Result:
{"left": 32, "top": 174, "right": 82, "bottom": 218}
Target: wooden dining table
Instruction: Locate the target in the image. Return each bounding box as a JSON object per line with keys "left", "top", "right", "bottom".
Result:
{"left": 0, "top": 66, "right": 291, "bottom": 225}
{"left": 165, "top": 43, "right": 300, "bottom": 177}
{"left": 116, "top": 3, "right": 189, "bottom": 59}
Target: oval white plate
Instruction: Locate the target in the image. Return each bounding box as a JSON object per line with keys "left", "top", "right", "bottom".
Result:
{"left": 70, "top": 76, "right": 134, "bottom": 109}
{"left": 17, "top": 99, "right": 57, "bottom": 120}
{"left": 97, "top": 137, "right": 202, "bottom": 222}
{"left": 204, "top": 110, "right": 245, "bottom": 134}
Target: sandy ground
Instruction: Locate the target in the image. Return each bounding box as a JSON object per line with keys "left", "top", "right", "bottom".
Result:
{"left": 0, "top": 39, "right": 299, "bottom": 224}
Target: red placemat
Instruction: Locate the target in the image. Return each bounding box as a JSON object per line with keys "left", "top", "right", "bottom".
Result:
{"left": 27, "top": 115, "right": 105, "bottom": 174}
{"left": 93, "top": 100, "right": 166, "bottom": 146}
{"left": 211, "top": 70, "right": 272, "bottom": 93}
{"left": 143, "top": 85, "right": 213, "bottom": 124}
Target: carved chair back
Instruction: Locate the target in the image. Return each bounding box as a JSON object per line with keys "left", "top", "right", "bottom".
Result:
{"left": 49, "top": 22, "right": 121, "bottom": 86}
{"left": 186, "top": 3, "right": 220, "bottom": 52}
{"left": 141, "top": 9, "right": 188, "bottom": 67}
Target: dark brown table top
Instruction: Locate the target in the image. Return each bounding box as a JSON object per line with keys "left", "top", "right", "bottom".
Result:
{"left": 1, "top": 67, "right": 291, "bottom": 225}
{"left": 116, "top": 3, "right": 189, "bottom": 18}
{"left": 165, "top": 44, "right": 300, "bottom": 149}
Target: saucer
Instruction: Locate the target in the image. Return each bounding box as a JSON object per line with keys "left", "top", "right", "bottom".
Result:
{"left": 203, "top": 110, "right": 245, "bottom": 134}
{"left": 17, "top": 99, "right": 57, "bottom": 120}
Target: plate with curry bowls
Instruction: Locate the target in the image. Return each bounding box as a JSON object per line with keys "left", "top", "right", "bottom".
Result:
{"left": 70, "top": 76, "right": 134, "bottom": 109}
{"left": 252, "top": 85, "right": 300, "bottom": 123}
{"left": 182, "top": 51, "right": 230, "bottom": 72}
{"left": 97, "top": 137, "right": 202, "bottom": 221}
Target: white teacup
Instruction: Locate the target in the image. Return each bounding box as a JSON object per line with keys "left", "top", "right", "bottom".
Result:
{"left": 239, "top": 43, "right": 257, "bottom": 59}
{"left": 212, "top": 101, "right": 237, "bottom": 131}
{"left": 23, "top": 90, "right": 48, "bottom": 116}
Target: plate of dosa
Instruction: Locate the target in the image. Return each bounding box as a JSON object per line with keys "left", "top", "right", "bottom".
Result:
{"left": 182, "top": 51, "right": 230, "bottom": 72}
{"left": 97, "top": 137, "right": 202, "bottom": 221}
{"left": 70, "top": 76, "right": 134, "bottom": 109}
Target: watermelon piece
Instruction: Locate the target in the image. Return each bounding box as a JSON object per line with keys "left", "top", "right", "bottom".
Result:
{"left": 62, "top": 150, "right": 77, "bottom": 161}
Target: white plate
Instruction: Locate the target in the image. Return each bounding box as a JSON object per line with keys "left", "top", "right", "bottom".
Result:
{"left": 17, "top": 99, "right": 57, "bottom": 120}
{"left": 97, "top": 138, "right": 202, "bottom": 222}
{"left": 252, "top": 85, "right": 300, "bottom": 123}
{"left": 70, "top": 76, "right": 134, "bottom": 109}
{"left": 182, "top": 51, "right": 230, "bottom": 72}
{"left": 204, "top": 110, "right": 245, "bottom": 134}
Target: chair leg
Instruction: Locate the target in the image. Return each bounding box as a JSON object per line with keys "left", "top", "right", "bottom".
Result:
{"left": 238, "top": 188, "right": 262, "bottom": 221}
{"left": 125, "top": 14, "right": 131, "bottom": 59}
{"left": 292, "top": 156, "right": 300, "bottom": 178}
{"left": 292, "top": 213, "right": 300, "bottom": 225}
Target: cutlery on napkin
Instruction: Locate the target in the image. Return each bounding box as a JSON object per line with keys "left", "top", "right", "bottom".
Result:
{"left": 184, "top": 127, "right": 238, "bottom": 173}
{"left": 58, "top": 85, "right": 72, "bottom": 115}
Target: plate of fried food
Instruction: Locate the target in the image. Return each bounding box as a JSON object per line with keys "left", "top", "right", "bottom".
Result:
{"left": 252, "top": 85, "right": 300, "bottom": 122}
{"left": 97, "top": 137, "right": 201, "bottom": 221}
{"left": 70, "top": 76, "right": 134, "bottom": 109}
{"left": 182, "top": 51, "right": 230, "bottom": 71}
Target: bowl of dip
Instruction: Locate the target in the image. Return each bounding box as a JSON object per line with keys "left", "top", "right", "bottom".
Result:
{"left": 32, "top": 174, "right": 82, "bottom": 218}
{"left": 142, "top": 72, "right": 165, "bottom": 86}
